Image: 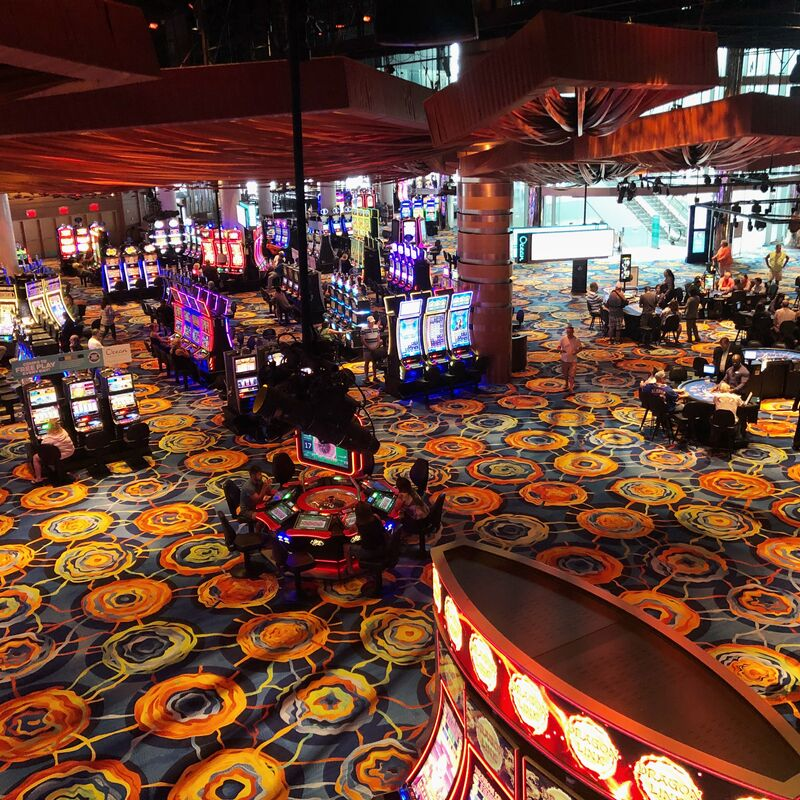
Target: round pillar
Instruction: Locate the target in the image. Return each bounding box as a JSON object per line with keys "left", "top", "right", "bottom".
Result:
{"left": 0, "top": 194, "right": 18, "bottom": 275}
{"left": 158, "top": 187, "right": 178, "bottom": 215}
{"left": 457, "top": 176, "right": 513, "bottom": 383}
{"left": 218, "top": 183, "right": 241, "bottom": 229}
{"left": 319, "top": 182, "right": 337, "bottom": 212}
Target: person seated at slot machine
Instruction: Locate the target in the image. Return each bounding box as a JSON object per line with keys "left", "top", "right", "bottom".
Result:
{"left": 31, "top": 421, "right": 75, "bottom": 484}
{"left": 59, "top": 314, "right": 82, "bottom": 352}
{"left": 169, "top": 335, "right": 191, "bottom": 359}
{"left": 68, "top": 335, "right": 82, "bottom": 352}
{"left": 723, "top": 353, "right": 750, "bottom": 394}
{"left": 351, "top": 501, "right": 389, "bottom": 564}
{"left": 394, "top": 476, "right": 430, "bottom": 526}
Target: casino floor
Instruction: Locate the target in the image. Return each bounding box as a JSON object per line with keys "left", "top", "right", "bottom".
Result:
{"left": 2, "top": 249, "right": 800, "bottom": 800}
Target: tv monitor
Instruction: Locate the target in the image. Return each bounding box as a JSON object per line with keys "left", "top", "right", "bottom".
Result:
{"left": 425, "top": 314, "right": 448, "bottom": 354}
{"left": 68, "top": 380, "right": 95, "bottom": 400}
{"left": 294, "top": 513, "right": 331, "bottom": 531}
{"left": 398, "top": 317, "right": 422, "bottom": 359}
{"left": 107, "top": 374, "right": 134, "bottom": 392}
{"left": 297, "top": 432, "right": 354, "bottom": 472}
{"left": 703, "top": 364, "right": 716, "bottom": 376}
{"left": 265, "top": 502, "right": 295, "bottom": 525}
{"left": 367, "top": 490, "right": 397, "bottom": 514}
{"left": 743, "top": 349, "right": 757, "bottom": 361}
{"left": 29, "top": 386, "right": 58, "bottom": 407}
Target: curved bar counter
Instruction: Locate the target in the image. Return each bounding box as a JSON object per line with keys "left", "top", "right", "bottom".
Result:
{"left": 402, "top": 542, "right": 800, "bottom": 800}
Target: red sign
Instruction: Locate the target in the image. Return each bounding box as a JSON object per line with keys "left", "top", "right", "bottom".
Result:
{"left": 58, "top": 206, "right": 69, "bottom": 215}
{"left": 25, "top": 209, "right": 37, "bottom": 218}
{"left": 88, "top": 202, "right": 100, "bottom": 212}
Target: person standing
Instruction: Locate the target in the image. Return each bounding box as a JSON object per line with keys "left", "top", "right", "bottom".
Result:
{"left": 684, "top": 288, "right": 701, "bottom": 343}
{"left": 606, "top": 282, "right": 627, "bottom": 345}
{"left": 713, "top": 239, "right": 734, "bottom": 276}
{"left": 361, "top": 316, "right": 383, "bottom": 384}
{"left": 766, "top": 243, "right": 790, "bottom": 285}
{"left": 558, "top": 325, "right": 582, "bottom": 393}
{"left": 100, "top": 300, "right": 117, "bottom": 343}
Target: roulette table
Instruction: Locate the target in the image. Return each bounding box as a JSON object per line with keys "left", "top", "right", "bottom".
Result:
{"left": 296, "top": 484, "right": 360, "bottom": 514}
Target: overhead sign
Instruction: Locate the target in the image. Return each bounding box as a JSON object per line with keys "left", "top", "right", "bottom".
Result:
{"left": 10, "top": 349, "right": 104, "bottom": 380}
{"left": 511, "top": 224, "right": 614, "bottom": 263}
{"left": 619, "top": 253, "right": 632, "bottom": 282}
{"left": 103, "top": 343, "right": 132, "bottom": 368}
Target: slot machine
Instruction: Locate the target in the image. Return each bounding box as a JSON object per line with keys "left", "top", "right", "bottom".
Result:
{"left": 394, "top": 297, "right": 425, "bottom": 382}
{"left": 89, "top": 222, "right": 105, "bottom": 264}
{"left": 102, "top": 247, "right": 123, "bottom": 292}
{"left": 224, "top": 229, "right": 245, "bottom": 273}
{"left": 75, "top": 226, "right": 91, "bottom": 257}
{"left": 141, "top": 245, "right": 160, "bottom": 287}
{"left": 425, "top": 196, "right": 438, "bottom": 223}
{"left": 329, "top": 211, "right": 341, "bottom": 238}
{"left": 412, "top": 195, "right": 425, "bottom": 219}
{"left": 57, "top": 225, "right": 77, "bottom": 263}
{"left": 23, "top": 379, "right": 67, "bottom": 443}
{"left": 278, "top": 219, "right": 290, "bottom": 248}
{"left": 200, "top": 227, "right": 218, "bottom": 266}
{"left": 224, "top": 350, "right": 262, "bottom": 415}
{"left": 400, "top": 199, "right": 413, "bottom": 220}
{"left": 253, "top": 228, "right": 267, "bottom": 270}
{"left": 342, "top": 207, "right": 353, "bottom": 236}
{"left": 422, "top": 293, "right": 452, "bottom": 368}
{"left": 100, "top": 369, "right": 140, "bottom": 429}
{"left": 64, "top": 374, "right": 104, "bottom": 436}
{"left": 184, "top": 219, "right": 199, "bottom": 260}
{"left": 167, "top": 217, "right": 183, "bottom": 254}
{"left": 25, "top": 280, "right": 47, "bottom": 322}
{"left": 366, "top": 190, "right": 376, "bottom": 208}
{"left": 446, "top": 291, "right": 476, "bottom": 366}
{"left": 45, "top": 277, "right": 72, "bottom": 323}
{"left": 152, "top": 220, "right": 169, "bottom": 254}
{"left": 122, "top": 245, "right": 143, "bottom": 289}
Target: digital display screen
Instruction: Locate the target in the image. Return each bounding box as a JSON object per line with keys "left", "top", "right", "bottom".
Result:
{"left": 744, "top": 350, "right": 756, "bottom": 361}
{"left": 449, "top": 309, "right": 471, "bottom": 350}
{"left": 294, "top": 513, "right": 331, "bottom": 531}
{"left": 110, "top": 392, "right": 136, "bottom": 410}
{"left": 468, "top": 763, "right": 506, "bottom": 800}
{"left": 450, "top": 292, "right": 472, "bottom": 311}
{"left": 703, "top": 364, "right": 716, "bottom": 376}
{"left": 107, "top": 374, "right": 134, "bottom": 392}
{"left": 29, "top": 386, "right": 58, "bottom": 407}
{"left": 398, "top": 317, "right": 422, "bottom": 359}
{"left": 32, "top": 407, "right": 60, "bottom": 434}
{"left": 403, "top": 219, "right": 417, "bottom": 239}
{"left": 72, "top": 399, "right": 99, "bottom": 416}
{"left": 68, "top": 380, "right": 95, "bottom": 399}
{"left": 266, "top": 502, "right": 295, "bottom": 524}
{"left": 426, "top": 315, "right": 448, "bottom": 354}
{"left": 439, "top": 640, "right": 465, "bottom": 714}
{"left": 410, "top": 697, "right": 463, "bottom": 800}
{"left": 300, "top": 433, "right": 352, "bottom": 470}
{"left": 467, "top": 697, "right": 516, "bottom": 794}
{"left": 368, "top": 490, "right": 396, "bottom": 514}
{"left": 426, "top": 296, "right": 449, "bottom": 314}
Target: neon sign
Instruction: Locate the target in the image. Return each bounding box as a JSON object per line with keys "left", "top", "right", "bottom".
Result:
{"left": 567, "top": 715, "right": 620, "bottom": 780}
{"left": 634, "top": 755, "right": 702, "bottom": 800}
{"left": 508, "top": 673, "right": 549, "bottom": 735}
{"left": 469, "top": 632, "right": 498, "bottom": 693}
{"left": 444, "top": 596, "right": 463, "bottom": 651}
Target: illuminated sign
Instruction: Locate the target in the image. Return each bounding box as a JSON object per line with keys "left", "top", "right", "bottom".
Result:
{"left": 432, "top": 566, "right": 442, "bottom": 612}
{"left": 469, "top": 632, "right": 497, "bottom": 693}
{"left": 566, "top": 715, "right": 620, "bottom": 780}
{"left": 634, "top": 755, "right": 702, "bottom": 800}
{"left": 444, "top": 596, "right": 463, "bottom": 651}
{"left": 511, "top": 224, "right": 614, "bottom": 263}
{"left": 352, "top": 207, "right": 378, "bottom": 239}
{"left": 509, "top": 673, "right": 549, "bottom": 735}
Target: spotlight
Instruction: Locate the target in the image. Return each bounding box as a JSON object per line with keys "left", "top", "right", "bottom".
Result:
{"left": 715, "top": 176, "right": 723, "bottom": 185}
{"left": 751, "top": 201, "right": 762, "bottom": 214}
{"left": 731, "top": 202, "right": 742, "bottom": 214}
{"left": 626, "top": 181, "right": 637, "bottom": 201}
{"left": 747, "top": 219, "right": 754, "bottom": 231}
{"left": 694, "top": 196, "right": 700, "bottom": 204}
{"left": 652, "top": 177, "right": 663, "bottom": 195}
{"left": 755, "top": 220, "right": 767, "bottom": 231}
{"left": 765, "top": 205, "right": 772, "bottom": 215}
{"left": 760, "top": 180, "right": 769, "bottom": 192}
{"left": 703, "top": 175, "right": 711, "bottom": 185}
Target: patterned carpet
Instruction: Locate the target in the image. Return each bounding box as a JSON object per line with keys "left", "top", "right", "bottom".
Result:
{"left": 1, "top": 247, "right": 800, "bottom": 799}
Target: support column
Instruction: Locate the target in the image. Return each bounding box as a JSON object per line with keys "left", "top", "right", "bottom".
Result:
{"left": 218, "top": 183, "right": 241, "bottom": 228}
{"left": 379, "top": 180, "right": 395, "bottom": 210}
{"left": 258, "top": 185, "right": 273, "bottom": 216}
{"left": 457, "top": 175, "right": 513, "bottom": 383}
{"left": 319, "top": 182, "right": 337, "bottom": 212}
{"left": 157, "top": 187, "right": 177, "bottom": 215}
{"left": 0, "top": 193, "right": 18, "bottom": 275}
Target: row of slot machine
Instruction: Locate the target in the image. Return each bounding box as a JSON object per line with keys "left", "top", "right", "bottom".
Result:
{"left": 387, "top": 241, "right": 432, "bottom": 293}
{"left": 384, "top": 289, "right": 479, "bottom": 397}
{"left": 22, "top": 369, "right": 140, "bottom": 446}
{"left": 170, "top": 286, "right": 236, "bottom": 375}
{"left": 102, "top": 245, "right": 160, "bottom": 292}
{"left": 263, "top": 218, "right": 290, "bottom": 250}
{"left": 199, "top": 227, "right": 246, "bottom": 274}
{"left": 57, "top": 223, "right": 106, "bottom": 265}
{"left": 25, "top": 277, "right": 73, "bottom": 325}
{"left": 399, "top": 195, "right": 439, "bottom": 224}
{"left": 320, "top": 207, "right": 354, "bottom": 238}
{"left": 0, "top": 283, "right": 20, "bottom": 343}
{"left": 325, "top": 272, "right": 371, "bottom": 334}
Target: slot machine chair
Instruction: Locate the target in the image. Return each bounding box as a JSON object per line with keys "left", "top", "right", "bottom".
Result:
{"left": 84, "top": 430, "right": 112, "bottom": 478}
{"left": 402, "top": 493, "right": 446, "bottom": 560}
{"left": 217, "top": 510, "right": 271, "bottom": 579}
{"left": 357, "top": 527, "right": 403, "bottom": 597}
{"left": 223, "top": 480, "right": 255, "bottom": 535}
{"left": 122, "top": 422, "right": 151, "bottom": 469}
{"left": 35, "top": 444, "right": 72, "bottom": 486}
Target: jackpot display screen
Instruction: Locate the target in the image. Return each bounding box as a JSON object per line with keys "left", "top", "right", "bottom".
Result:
{"left": 236, "top": 357, "right": 257, "bottom": 374}
{"left": 410, "top": 697, "right": 463, "bottom": 800}
{"left": 299, "top": 433, "right": 351, "bottom": 470}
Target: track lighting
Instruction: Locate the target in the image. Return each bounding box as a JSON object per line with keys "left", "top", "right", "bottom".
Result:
{"left": 703, "top": 175, "right": 711, "bottom": 185}
{"left": 751, "top": 201, "right": 762, "bottom": 214}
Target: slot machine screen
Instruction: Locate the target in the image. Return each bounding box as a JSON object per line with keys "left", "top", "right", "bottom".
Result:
{"left": 174, "top": 316, "right": 185, "bottom": 337}
{"left": 32, "top": 407, "right": 60, "bottom": 436}
{"left": 398, "top": 317, "right": 422, "bottom": 359}
{"left": 68, "top": 380, "right": 95, "bottom": 400}
{"left": 107, "top": 374, "right": 134, "bottom": 392}
{"left": 236, "top": 357, "right": 257, "bottom": 374}
{"left": 449, "top": 309, "right": 470, "bottom": 349}
{"left": 466, "top": 763, "right": 507, "bottom": 800}
{"left": 402, "top": 219, "right": 417, "bottom": 241}
{"left": 299, "top": 432, "right": 353, "bottom": 471}
{"left": 111, "top": 392, "right": 136, "bottom": 411}
{"left": 426, "top": 315, "right": 447, "bottom": 354}
{"left": 466, "top": 697, "right": 515, "bottom": 794}
{"left": 29, "top": 386, "right": 58, "bottom": 407}
{"left": 367, "top": 490, "right": 397, "bottom": 514}
{"left": 72, "top": 398, "right": 100, "bottom": 420}
{"left": 294, "top": 513, "right": 331, "bottom": 531}
{"left": 237, "top": 377, "right": 258, "bottom": 396}
{"left": 409, "top": 697, "right": 463, "bottom": 800}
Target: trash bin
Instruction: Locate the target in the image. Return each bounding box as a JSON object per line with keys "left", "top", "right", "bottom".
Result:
{"left": 511, "top": 333, "right": 528, "bottom": 373}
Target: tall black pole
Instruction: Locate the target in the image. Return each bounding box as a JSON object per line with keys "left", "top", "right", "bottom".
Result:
{"left": 583, "top": 183, "right": 588, "bottom": 225}
{"left": 287, "top": 0, "right": 313, "bottom": 347}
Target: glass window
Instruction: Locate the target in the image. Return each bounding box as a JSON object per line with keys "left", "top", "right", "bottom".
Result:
{"left": 717, "top": 47, "right": 728, "bottom": 78}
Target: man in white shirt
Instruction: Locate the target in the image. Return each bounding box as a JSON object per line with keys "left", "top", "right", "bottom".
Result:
{"left": 774, "top": 299, "right": 797, "bottom": 331}
{"left": 713, "top": 382, "right": 744, "bottom": 415}
{"left": 87, "top": 331, "right": 104, "bottom": 350}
